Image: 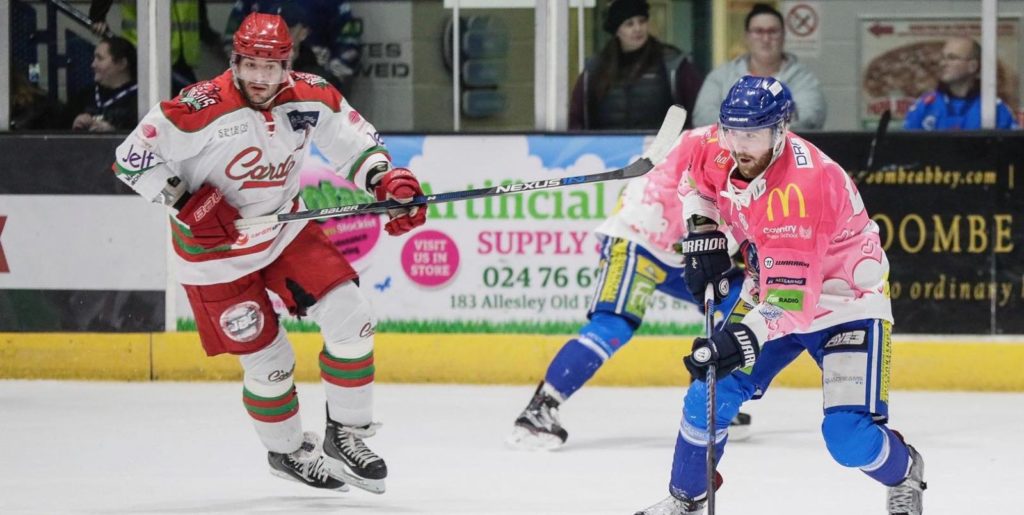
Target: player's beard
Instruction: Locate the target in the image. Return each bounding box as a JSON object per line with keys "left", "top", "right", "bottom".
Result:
{"left": 734, "top": 150, "right": 773, "bottom": 179}
{"left": 240, "top": 80, "right": 281, "bottom": 107}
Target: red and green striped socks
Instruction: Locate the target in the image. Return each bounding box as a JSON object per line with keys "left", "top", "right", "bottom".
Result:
{"left": 319, "top": 349, "right": 374, "bottom": 387}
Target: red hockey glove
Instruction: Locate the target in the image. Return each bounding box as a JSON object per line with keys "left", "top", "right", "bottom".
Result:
{"left": 175, "top": 184, "right": 241, "bottom": 249}
{"left": 374, "top": 167, "right": 427, "bottom": 236}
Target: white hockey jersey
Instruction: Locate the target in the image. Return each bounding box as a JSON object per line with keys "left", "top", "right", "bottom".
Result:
{"left": 114, "top": 70, "right": 391, "bottom": 285}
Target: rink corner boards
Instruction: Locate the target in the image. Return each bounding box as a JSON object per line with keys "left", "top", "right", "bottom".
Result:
{"left": 2, "top": 332, "right": 1023, "bottom": 392}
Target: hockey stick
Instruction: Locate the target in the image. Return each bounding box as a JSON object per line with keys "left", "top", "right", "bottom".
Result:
{"left": 854, "top": 108, "right": 891, "bottom": 185}
{"left": 703, "top": 283, "right": 718, "bottom": 515}
{"left": 235, "top": 106, "right": 687, "bottom": 229}
{"left": 51, "top": 0, "right": 115, "bottom": 37}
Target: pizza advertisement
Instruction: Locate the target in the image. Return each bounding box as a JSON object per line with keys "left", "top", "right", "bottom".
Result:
{"left": 859, "top": 16, "right": 1021, "bottom": 130}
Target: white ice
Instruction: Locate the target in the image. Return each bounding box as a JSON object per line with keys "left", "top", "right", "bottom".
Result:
{"left": 1, "top": 381, "right": 1018, "bottom": 514}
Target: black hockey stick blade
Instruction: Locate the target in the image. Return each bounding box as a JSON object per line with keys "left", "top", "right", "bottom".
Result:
{"left": 236, "top": 106, "right": 687, "bottom": 229}
{"left": 855, "top": 109, "right": 891, "bottom": 184}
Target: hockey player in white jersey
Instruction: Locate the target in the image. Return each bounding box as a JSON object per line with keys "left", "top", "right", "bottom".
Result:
{"left": 507, "top": 127, "right": 752, "bottom": 450}
{"left": 112, "top": 13, "right": 427, "bottom": 494}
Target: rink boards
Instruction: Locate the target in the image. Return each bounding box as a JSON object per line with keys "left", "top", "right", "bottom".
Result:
{"left": 2, "top": 332, "right": 1023, "bottom": 391}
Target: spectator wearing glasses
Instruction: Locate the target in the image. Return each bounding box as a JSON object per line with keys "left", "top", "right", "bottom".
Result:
{"left": 692, "top": 3, "right": 826, "bottom": 130}
{"left": 904, "top": 37, "right": 1018, "bottom": 130}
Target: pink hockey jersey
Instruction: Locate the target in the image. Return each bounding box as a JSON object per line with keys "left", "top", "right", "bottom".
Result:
{"left": 595, "top": 127, "right": 714, "bottom": 264}
{"left": 678, "top": 126, "right": 892, "bottom": 344}
{"left": 113, "top": 70, "right": 390, "bottom": 285}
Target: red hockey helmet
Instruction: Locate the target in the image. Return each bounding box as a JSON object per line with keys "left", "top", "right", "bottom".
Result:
{"left": 232, "top": 13, "right": 292, "bottom": 61}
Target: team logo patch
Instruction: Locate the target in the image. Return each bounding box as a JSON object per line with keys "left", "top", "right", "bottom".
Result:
{"left": 219, "top": 301, "right": 264, "bottom": 343}
{"left": 758, "top": 303, "right": 784, "bottom": 321}
{"left": 287, "top": 110, "right": 320, "bottom": 131}
{"left": 294, "top": 72, "right": 329, "bottom": 88}
{"left": 140, "top": 123, "right": 158, "bottom": 138}
{"left": 180, "top": 81, "right": 222, "bottom": 112}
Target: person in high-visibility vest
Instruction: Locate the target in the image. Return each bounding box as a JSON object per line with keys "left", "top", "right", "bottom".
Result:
{"left": 89, "top": 0, "right": 216, "bottom": 90}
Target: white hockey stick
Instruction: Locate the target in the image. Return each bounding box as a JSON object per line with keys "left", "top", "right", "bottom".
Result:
{"left": 235, "top": 105, "right": 687, "bottom": 229}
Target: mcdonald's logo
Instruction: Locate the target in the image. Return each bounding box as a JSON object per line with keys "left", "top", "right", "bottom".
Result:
{"left": 766, "top": 184, "right": 807, "bottom": 222}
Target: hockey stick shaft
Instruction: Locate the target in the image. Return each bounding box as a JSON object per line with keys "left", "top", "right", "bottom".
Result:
{"left": 236, "top": 105, "right": 687, "bottom": 229}
{"left": 51, "top": 0, "right": 115, "bottom": 37}
{"left": 704, "top": 283, "right": 717, "bottom": 515}
{"left": 854, "top": 108, "right": 891, "bottom": 184}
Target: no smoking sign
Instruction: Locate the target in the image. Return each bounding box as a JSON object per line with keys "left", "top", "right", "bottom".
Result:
{"left": 783, "top": 1, "right": 821, "bottom": 56}
{"left": 787, "top": 3, "right": 818, "bottom": 37}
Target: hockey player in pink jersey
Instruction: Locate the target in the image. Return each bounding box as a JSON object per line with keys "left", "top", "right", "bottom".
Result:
{"left": 635, "top": 77, "right": 925, "bottom": 515}
{"left": 507, "top": 127, "right": 752, "bottom": 450}
{"left": 112, "top": 13, "right": 426, "bottom": 494}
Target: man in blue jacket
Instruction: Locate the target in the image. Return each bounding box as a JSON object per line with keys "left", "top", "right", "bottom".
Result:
{"left": 904, "top": 37, "right": 1018, "bottom": 130}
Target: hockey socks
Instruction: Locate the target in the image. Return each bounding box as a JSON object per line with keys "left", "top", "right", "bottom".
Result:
{"left": 668, "top": 428, "right": 727, "bottom": 500}
{"left": 544, "top": 313, "right": 634, "bottom": 398}
{"left": 543, "top": 338, "right": 604, "bottom": 398}
{"left": 861, "top": 426, "right": 912, "bottom": 486}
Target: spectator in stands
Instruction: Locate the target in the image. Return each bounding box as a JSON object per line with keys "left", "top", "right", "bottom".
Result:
{"left": 68, "top": 36, "right": 138, "bottom": 132}
{"left": 692, "top": 3, "right": 826, "bottom": 130}
{"left": 89, "top": 0, "right": 220, "bottom": 89}
{"left": 9, "top": 68, "right": 68, "bottom": 131}
{"left": 904, "top": 37, "right": 1018, "bottom": 130}
{"left": 223, "top": 1, "right": 363, "bottom": 95}
{"left": 569, "top": 0, "right": 703, "bottom": 130}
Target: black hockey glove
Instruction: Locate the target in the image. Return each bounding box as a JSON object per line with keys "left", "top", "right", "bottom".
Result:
{"left": 685, "top": 323, "right": 760, "bottom": 381}
{"left": 679, "top": 230, "right": 732, "bottom": 302}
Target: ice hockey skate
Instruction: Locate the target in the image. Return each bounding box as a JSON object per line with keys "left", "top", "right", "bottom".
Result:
{"left": 887, "top": 445, "right": 926, "bottom": 515}
{"left": 635, "top": 472, "right": 722, "bottom": 514}
{"left": 506, "top": 382, "right": 569, "bottom": 450}
{"left": 323, "top": 416, "right": 388, "bottom": 494}
{"left": 728, "top": 411, "right": 752, "bottom": 442}
{"left": 634, "top": 494, "right": 705, "bottom": 515}
{"left": 267, "top": 431, "right": 348, "bottom": 491}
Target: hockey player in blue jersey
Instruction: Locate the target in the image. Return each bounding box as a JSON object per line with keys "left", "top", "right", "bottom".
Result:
{"left": 506, "top": 126, "right": 750, "bottom": 450}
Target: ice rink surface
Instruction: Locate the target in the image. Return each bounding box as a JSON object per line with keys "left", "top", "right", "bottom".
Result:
{"left": 1, "top": 380, "right": 1019, "bottom": 514}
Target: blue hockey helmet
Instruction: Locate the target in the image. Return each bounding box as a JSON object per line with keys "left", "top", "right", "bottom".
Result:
{"left": 717, "top": 76, "right": 794, "bottom": 179}
{"left": 719, "top": 75, "right": 793, "bottom": 130}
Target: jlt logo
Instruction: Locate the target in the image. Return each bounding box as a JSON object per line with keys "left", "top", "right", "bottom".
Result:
{"left": 766, "top": 183, "right": 807, "bottom": 222}
{"left": 0, "top": 216, "right": 8, "bottom": 273}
